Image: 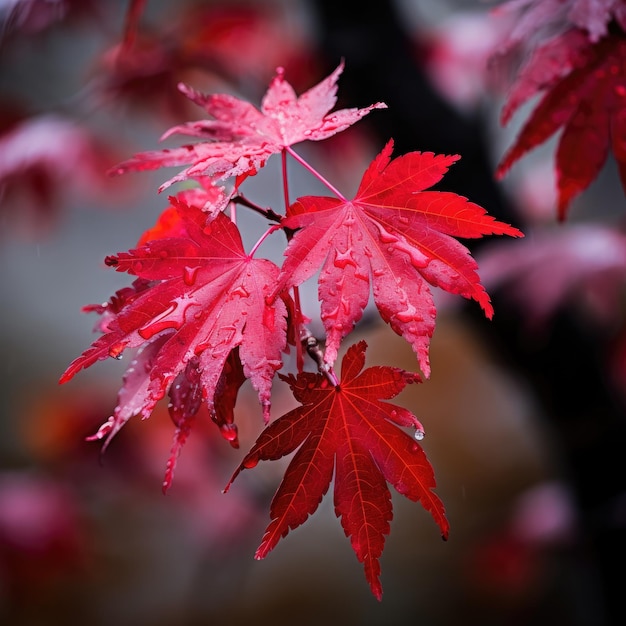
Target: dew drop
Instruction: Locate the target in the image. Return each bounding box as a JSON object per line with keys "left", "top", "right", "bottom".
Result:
{"left": 354, "top": 268, "right": 369, "bottom": 281}
{"left": 343, "top": 212, "right": 356, "bottom": 226}
{"left": 334, "top": 249, "right": 356, "bottom": 269}
{"left": 183, "top": 266, "right": 199, "bottom": 286}
{"left": 138, "top": 302, "right": 182, "bottom": 339}
{"left": 231, "top": 285, "right": 249, "bottom": 298}
{"left": 340, "top": 300, "right": 352, "bottom": 314}
{"left": 211, "top": 344, "right": 228, "bottom": 359}
{"left": 220, "top": 423, "right": 239, "bottom": 442}
{"left": 263, "top": 305, "right": 275, "bottom": 331}
{"left": 396, "top": 303, "right": 419, "bottom": 323}
{"left": 414, "top": 428, "right": 425, "bottom": 441}
{"left": 243, "top": 455, "right": 259, "bottom": 469}
{"left": 194, "top": 340, "right": 210, "bottom": 355}
{"left": 108, "top": 343, "right": 125, "bottom": 359}
{"left": 377, "top": 223, "right": 399, "bottom": 244}
{"left": 321, "top": 305, "right": 340, "bottom": 321}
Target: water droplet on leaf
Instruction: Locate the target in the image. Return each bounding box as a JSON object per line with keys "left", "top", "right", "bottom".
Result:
{"left": 138, "top": 302, "right": 183, "bottom": 339}
{"left": 334, "top": 249, "right": 356, "bottom": 269}
{"left": 108, "top": 343, "right": 125, "bottom": 359}
{"left": 183, "top": 266, "right": 200, "bottom": 286}
{"left": 231, "top": 285, "right": 249, "bottom": 298}
{"left": 243, "top": 455, "right": 259, "bottom": 469}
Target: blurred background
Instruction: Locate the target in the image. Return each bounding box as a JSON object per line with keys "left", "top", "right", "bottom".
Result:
{"left": 1, "top": 0, "right": 625, "bottom": 624}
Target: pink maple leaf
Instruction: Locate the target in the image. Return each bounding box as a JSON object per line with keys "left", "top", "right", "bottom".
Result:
{"left": 111, "top": 61, "right": 387, "bottom": 191}
{"left": 495, "top": 31, "right": 626, "bottom": 219}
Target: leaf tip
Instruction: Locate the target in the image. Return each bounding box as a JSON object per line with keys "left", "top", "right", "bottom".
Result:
{"left": 254, "top": 543, "right": 271, "bottom": 561}
{"left": 107, "top": 164, "right": 127, "bottom": 178}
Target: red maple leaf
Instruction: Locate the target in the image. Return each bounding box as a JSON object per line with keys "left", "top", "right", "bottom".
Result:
{"left": 496, "top": 30, "right": 626, "bottom": 220}
{"left": 225, "top": 340, "right": 448, "bottom": 601}
{"left": 110, "top": 61, "right": 386, "bottom": 191}
{"left": 60, "top": 202, "right": 290, "bottom": 455}
{"left": 490, "top": 1, "right": 626, "bottom": 219}
{"left": 273, "top": 140, "right": 523, "bottom": 376}
{"left": 161, "top": 352, "right": 244, "bottom": 492}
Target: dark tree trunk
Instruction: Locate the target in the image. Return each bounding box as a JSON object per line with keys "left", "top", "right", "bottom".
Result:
{"left": 310, "top": 2, "right": 626, "bottom": 624}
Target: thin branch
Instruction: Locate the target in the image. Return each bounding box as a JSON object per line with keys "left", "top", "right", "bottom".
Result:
{"left": 300, "top": 327, "right": 339, "bottom": 386}
{"left": 232, "top": 194, "right": 283, "bottom": 223}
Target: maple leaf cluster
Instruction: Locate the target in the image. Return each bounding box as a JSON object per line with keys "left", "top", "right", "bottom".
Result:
{"left": 491, "top": 0, "right": 626, "bottom": 220}
{"left": 60, "top": 61, "right": 521, "bottom": 599}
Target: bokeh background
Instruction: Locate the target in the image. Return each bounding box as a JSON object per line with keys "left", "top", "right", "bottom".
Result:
{"left": 1, "top": 1, "right": 625, "bottom": 624}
